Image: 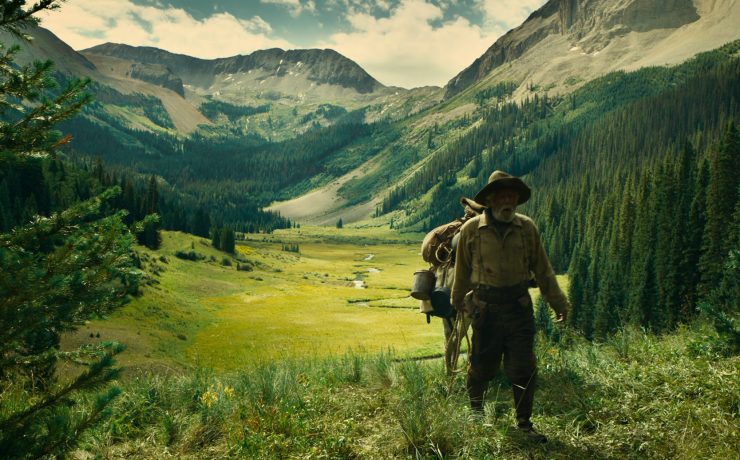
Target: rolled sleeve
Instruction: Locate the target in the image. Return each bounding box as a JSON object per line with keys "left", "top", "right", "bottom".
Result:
{"left": 529, "top": 223, "right": 570, "bottom": 314}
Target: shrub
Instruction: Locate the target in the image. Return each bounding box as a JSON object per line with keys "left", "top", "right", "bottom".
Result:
{"left": 175, "top": 250, "right": 205, "bottom": 261}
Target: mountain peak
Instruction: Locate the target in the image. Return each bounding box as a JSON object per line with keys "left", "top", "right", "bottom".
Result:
{"left": 444, "top": 0, "right": 715, "bottom": 99}
{"left": 82, "top": 43, "right": 384, "bottom": 95}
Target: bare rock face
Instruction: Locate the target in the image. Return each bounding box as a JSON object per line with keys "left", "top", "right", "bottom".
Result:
{"left": 445, "top": 1, "right": 560, "bottom": 99}
{"left": 564, "top": 0, "right": 700, "bottom": 52}
{"left": 82, "top": 44, "right": 384, "bottom": 95}
{"left": 128, "top": 63, "right": 185, "bottom": 97}
{"left": 445, "top": 0, "right": 703, "bottom": 99}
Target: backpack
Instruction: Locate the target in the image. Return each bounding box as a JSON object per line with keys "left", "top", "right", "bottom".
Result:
{"left": 418, "top": 198, "right": 485, "bottom": 320}
{"left": 421, "top": 220, "right": 464, "bottom": 268}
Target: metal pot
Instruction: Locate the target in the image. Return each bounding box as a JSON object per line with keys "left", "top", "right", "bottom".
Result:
{"left": 411, "top": 269, "right": 436, "bottom": 300}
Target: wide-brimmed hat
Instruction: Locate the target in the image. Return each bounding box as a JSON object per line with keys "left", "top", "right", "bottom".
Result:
{"left": 460, "top": 196, "right": 486, "bottom": 213}
{"left": 474, "top": 170, "right": 531, "bottom": 205}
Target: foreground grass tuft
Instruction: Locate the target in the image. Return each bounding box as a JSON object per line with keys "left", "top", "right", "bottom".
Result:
{"left": 72, "top": 325, "right": 738, "bottom": 459}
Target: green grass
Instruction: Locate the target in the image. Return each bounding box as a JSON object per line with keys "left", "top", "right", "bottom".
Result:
{"left": 57, "top": 227, "right": 736, "bottom": 458}
{"left": 70, "top": 324, "right": 739, "bottom": 458}
{"left": 61, "top": 228, "right": 446, "bottom": 373}
{"left": 61, "top": 227, "right": 568, "bottom": 374}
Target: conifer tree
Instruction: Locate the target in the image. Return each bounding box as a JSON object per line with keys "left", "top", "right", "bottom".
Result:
{"left": 144, "top": 175, "right": 159, "bottom": 215}
{"left": 211, "top": 225, "right": 221, "bottom": 249}
{"left": 673, "top": 141, "right": 699, "bottom": 319}
{"left": 192, "top": 208, "right": 211, "bottom": 237}
{"left": 136, "top": 175, "right": 161, "bottom": 249}
{"left": 221, "top": 227, "right": 235, "bottom": 254}
{"left": 654, "top": 163, "right": 678, "bottom": 330}
{"left": 567, "top": 242, "right": 591, "bottom": 333}
{"left": 684, "top": 160, "right": 710, "bottom": 311}
{"left": 700, "top": 123, "right": 740, "bottom": 292}
{"left": 628, "top": 172, "right": 658, "bottom": 327}
{"left": 0, "top": 2, "right": 141, "bottom": 457}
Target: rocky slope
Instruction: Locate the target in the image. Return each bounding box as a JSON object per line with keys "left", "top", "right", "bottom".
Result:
{"left": 80, "top": 43, "right": 442, "bottom": 138}
{"left": 445, "top": 0, "right": 739, "bottom": 100}
{"left": 0, "top": 26, "right": 211, "bottom": 133}
{"left": 128, "top": 62, "right": 185, "bottom": 97}
{"left": 1, "top": 26, "right": 441, "bottom": 138}
{"left": 272, "top": 0, "right": 740, "bottom": 225}
{"left": 82, "top": 44, "right": 386, "bottom": 99}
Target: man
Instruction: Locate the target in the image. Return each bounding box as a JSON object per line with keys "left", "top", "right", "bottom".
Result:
{"left": 452, "top": 170, "right": 569, "bottom": 443}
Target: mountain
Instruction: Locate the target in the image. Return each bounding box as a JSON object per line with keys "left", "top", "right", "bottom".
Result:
{"left": 0, "top": 26, "right": 213, "bottom": 133}
{"left": 269, "top": 0, "right": 739, "bottom": 225}
{"left": 444, "top": 0, "right": 739, "bottom": 100}
{"left": 82, "top": 43, "right": 384, "bottom": 97}
{"left": 1, "top": 26, "right": 441, "bottom": 139}
{"left": 80, "top": 43, "right": 441, "bottom": 139}
{"left": 2, "top": 1, "right": 737, "bottom": 229}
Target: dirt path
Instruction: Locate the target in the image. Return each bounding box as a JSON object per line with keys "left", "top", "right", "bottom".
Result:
{"left": 266, "top": 158, "right": 382, "bottom": 225}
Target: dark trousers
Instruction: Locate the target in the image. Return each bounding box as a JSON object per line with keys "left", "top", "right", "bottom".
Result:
{"left": 467, "top": 297, "right": 537, "bottom": 426}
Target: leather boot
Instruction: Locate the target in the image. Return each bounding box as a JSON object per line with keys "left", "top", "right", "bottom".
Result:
{"left": 511, "top": 375, "right": 535, "bottom": 424}
{"left": 517, "top": 423, "right": 548, "bottom": 443}
{"left": 467, "top": 375, "right": 487, "bottom": 412}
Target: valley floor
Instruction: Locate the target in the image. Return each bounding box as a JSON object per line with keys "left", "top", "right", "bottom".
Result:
{"left": 62, "top": 227, "right": 450, "bottom": 374}
{"left": 69, "top": 324, "right": 738, "bottom": 459}
{"left": 56, "top": 228, "right": 738, "bottom": 458}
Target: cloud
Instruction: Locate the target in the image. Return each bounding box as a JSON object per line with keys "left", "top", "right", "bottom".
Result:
{"left": 477, "top": 0, "right": 547, "bottom": 32}
{"left": 260, "top": 0, "right": 316, "bottom": 17}
{"left": 37, "top": 0, "right": 548, "bottom": 89}
{"left": 39, "top": 0, "right": 294, "bottom": 58}
{"left": 320, "top": 0, "right": 493, "bottom": 88}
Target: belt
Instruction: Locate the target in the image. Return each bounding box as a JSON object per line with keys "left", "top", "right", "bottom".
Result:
{"left": 474, "top": 281, "right": 529, "bottom": 304}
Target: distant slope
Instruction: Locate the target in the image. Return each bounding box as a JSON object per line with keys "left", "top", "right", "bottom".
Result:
{"left": 273, "top": 0, "right": 739, "bottom": 225}
{"left": 81, "top": 43, "right": 442, "bottom": 139}
{"left": 444, "top": 0, "right": 739, "bottom": 101}
{"left": 82, "top": 43, "right": 385, "bottom": 96}
{"left": 2, "top": 26, "right": 441, "bottom": 140}
{"left": 0, "top": 26, "right": 211, "bottom": 134}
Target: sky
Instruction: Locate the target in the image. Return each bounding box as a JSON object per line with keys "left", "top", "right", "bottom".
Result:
{"left": 40, "top": 0, "right": 548, "bottom": 89}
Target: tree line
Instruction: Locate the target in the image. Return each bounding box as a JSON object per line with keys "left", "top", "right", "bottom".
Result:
{"left": 380, "top": 41, "right": 739, "bottom": 339}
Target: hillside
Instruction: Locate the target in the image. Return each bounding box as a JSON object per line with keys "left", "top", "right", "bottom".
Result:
{"left": 444, "top": 0, "right": 739, "bottom": 101}
{"left": 273, "top": 40, "right": 740, "bottom": 226}
{"left": 271, "top": 0, "right": 740, "bottom": 225}
{"left": 80, "top": 42, "right": 442, "bottom": 140}
{"left": 5, "top": 1, "right": 737, "bottom": 230}
{"left": 67, "top": 318, "right": 739, "bottom": 458}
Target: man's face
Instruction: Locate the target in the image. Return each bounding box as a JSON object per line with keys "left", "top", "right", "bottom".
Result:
{"left": 487, "top": 188, "right": 518, "bottom": 222}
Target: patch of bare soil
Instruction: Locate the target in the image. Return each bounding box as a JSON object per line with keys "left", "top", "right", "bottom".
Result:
{"left": 267, "top": 159, "right": 382, "bottom": 225}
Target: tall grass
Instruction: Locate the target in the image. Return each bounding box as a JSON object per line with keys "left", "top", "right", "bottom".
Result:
{"left": 67, "top": 324, "right": 738, "bottom": 458}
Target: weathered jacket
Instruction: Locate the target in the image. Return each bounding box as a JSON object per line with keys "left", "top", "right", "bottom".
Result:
{"left": 451, "top": 210, "right": 570, "bottom": 315}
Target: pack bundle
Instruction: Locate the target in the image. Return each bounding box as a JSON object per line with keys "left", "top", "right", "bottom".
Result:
{"left": 411, "top": 197, "right": 485, "bottom": 321}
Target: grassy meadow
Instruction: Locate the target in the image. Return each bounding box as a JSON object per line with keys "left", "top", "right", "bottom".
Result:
{"left": 59, "top": 226, "right": 737, "bottom": 458}
{"left": 62, "top": 226, "right": 446, "bottom": 373}
{"left": 69, "top": 325, "right": 738, "bottom": 459}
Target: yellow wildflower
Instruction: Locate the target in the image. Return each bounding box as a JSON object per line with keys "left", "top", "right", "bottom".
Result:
{"left": 200, "top": 389, "right": 218, "bottom": 408}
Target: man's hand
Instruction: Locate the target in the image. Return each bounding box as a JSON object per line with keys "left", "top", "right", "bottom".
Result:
{"left": 555, "top": 310, "right": 567, "bottom": 323}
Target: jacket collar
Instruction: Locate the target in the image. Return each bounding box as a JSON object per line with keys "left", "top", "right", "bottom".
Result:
{"left": 479, "top": 209, "right": 523, "bottom": 229}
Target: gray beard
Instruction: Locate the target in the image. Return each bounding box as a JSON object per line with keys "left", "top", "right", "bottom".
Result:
{"left": 491, "top": 208, "right": 515, "bottom": 223}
